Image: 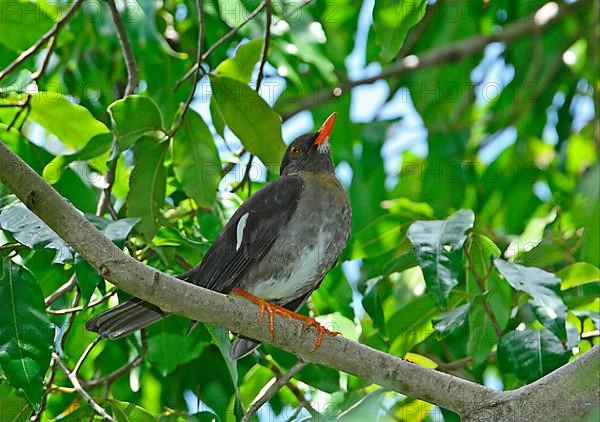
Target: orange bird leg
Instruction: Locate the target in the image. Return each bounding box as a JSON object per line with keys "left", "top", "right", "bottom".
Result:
{"left": 232, "top": 289, "right": 340, "bottom": 351}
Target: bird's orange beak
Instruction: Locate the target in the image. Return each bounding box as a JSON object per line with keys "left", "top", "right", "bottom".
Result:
{"left": 314, "top": 113, "right": 336, "bottom": 146}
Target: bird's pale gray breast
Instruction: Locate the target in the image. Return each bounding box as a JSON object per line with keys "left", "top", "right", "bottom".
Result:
{"left": 240, "top": 172, "right": 351, "bottom": 302}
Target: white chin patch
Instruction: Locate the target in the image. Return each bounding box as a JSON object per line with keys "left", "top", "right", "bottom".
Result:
{"left": 317, "top": 137, "right": 330, "bottom": 153}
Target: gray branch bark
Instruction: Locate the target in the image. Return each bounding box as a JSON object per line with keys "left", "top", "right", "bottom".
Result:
{"left": 0, "top": 140, "right": 598, "bottom": 420}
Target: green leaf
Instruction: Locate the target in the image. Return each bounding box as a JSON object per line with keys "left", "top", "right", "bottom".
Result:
{"left": 387, "top": 293, "right": 439, "bottom": 356}
{"left": 216, "top": 39, "right": 263, "bottom": 83}
{"left": 558, "top": 263, "right": 600, "bottom": 290}
{"left": 0, "top": 260, "right": 54, "bottom": 408}
{"left": 74, "top": 257, "right": 101, "bottom": 306}
{"left": 407, "top": 209, "right": 475, "bottom": 307}
{"left": 362, "top": 278, "right": 386, "bottom": 335}
{"left": 498, "top": 327, "right": 570, "bottom": 383}
{"left": 209, "top": 75, "right": 286, "bottom": 166}
{"left": 126, "top": 137, "right": 168, "bottom": 240}
{"left": 372, "top": 0, "right": 428, "bottom": 62}
{"left": 0, "top": 383, "right": 32, "bottom": 422}
{"left": 27, "top": 92, "right": 110, "bottom": 149}
{"left": 209, "top": 97, "right": 225, "bottom": 137}
{"left": 338, "top": 388, "right": 384, "bottom": 421}
{"left": 495, "top": 259, "right": 567, "bottom": 342}
{"left": 107, "top": 399, "right": 155, "bottom": 422}
{"left": 146, "top": 317, "right": 210, "bottom": 376}
{"left": 433, "top": 303, "right": 471, "bottom": 339}
{"left": 43, "top": 133, "right": 113, "bottom": 184}
{"left": 172, "top": 110, "right": 221, "bottom": 208}
{"left": 0, "top": 203, "right": 72, "bottom": 263}
{"left": 108, "top": 95, "right": 164, "bottom": 150}
{"left": 0, "top": 0, "right": 54, "bottom": 52}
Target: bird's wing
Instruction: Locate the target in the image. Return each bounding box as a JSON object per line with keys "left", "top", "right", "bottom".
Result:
{"left": 180, "top": 175, "right": 304, "bottom": 293}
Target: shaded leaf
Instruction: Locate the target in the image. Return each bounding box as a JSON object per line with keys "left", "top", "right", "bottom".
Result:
{"left": 498, "top": 327, "right": 570, "bottom": 383}
{"left": 558, "top": 262, "right": 600, "bottom": 290}
{"left": 387, "top": 294, "right": 439, "bottom": 356}
{"left": 173, "top": 110, "right": 221, "bottom": 208}
{"left": 0, "top": 260, "right": 54, "bottom": 408}
{"left": 146, "top": 317, "right": 210, "bottom": 376}
{"left": 433, "top": 303, "right": 471, "bottom": 339}
{"left": 495, "top": 259, "right": 567, "bottom": 342}
{"left": 407, "top": 209, "right": 475, "bottom": 307}
{"left": 74, "top": 257, "right": 102, "bottom": 306}
{"left": 126, "top": 137, "right": 168, "bottom": 240}
{"left": 209, "top": 75, "right": 286, "bottom": 166}
{"left": 0, "top": 203, "right": 72, "bottom": 263}
{"left": 108, "top": 95, "right": 164, "bottom": 150}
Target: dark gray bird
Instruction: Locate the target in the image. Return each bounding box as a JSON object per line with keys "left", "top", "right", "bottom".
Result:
{"left": 86, "top": 113, "right": 351, "bottom": 359}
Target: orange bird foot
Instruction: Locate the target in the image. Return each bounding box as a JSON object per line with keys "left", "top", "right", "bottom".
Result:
{"left": 233, "top": 289, "right": 340, "bottom": 352}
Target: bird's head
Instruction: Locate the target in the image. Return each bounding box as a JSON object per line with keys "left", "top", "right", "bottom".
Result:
{"left": 280, "top": 113, "right": 337, "bottom": 176}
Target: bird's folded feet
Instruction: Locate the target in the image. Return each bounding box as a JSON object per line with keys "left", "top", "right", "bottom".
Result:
{"left": 232, "top": 289, "right": 340, "bottom": 352}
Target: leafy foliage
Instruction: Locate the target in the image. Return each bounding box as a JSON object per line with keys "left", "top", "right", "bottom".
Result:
{"left": 0, "top": 0, "right": 597, "bottom": 420}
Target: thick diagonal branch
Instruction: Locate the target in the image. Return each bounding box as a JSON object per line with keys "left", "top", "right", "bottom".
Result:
{"left": 0, "top": 140, "right": 598, "bottom": 420}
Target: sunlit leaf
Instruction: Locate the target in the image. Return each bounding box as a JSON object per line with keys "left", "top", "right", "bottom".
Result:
{"left": 108, "top": 95, "right": 165, "bottom": 150}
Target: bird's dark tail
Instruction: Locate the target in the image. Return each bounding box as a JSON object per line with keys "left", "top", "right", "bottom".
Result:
{"left": 86, "top": 297, "right": 166, "bottom": 339}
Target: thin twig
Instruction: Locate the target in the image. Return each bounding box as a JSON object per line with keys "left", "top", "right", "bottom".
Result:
{"left": 73, "top": 337, "right": 102, "bottom": 375}
{"left": 221, "top": 148, "right": 246, "bottom": 177}
{"left": 168, "top": 0, "right": 205, "bottom": 139}
{"left": 44, "top": 274, "right": 77, "bottom": 307}
{"left": 279, "top": 0, "right": 593, "bottom": 120}
{"left": 175, "top": 1, "right": 267, "bottom": 90}
{"left": 267, "top": 361, "right": 318, "bottom": 418}
{"left": 97, "top": 0, "right": 141, "bottom": 217}
{"left": 106, "top": 0, "right": 139, "bottom": 96}
{"left": 242, "top": 359, "right": 308, "bottom": 422}
{"left": 83, "top": 355, "right": 143, "bottom": 388}
{"left": 464, "top": 242, "right": 503, "bottom": 337}
{"left": 47, "top": 288, "right": 117, "bottom": 315}
{"left": 31, "top": 35, "right": 58, "bottom": 80}
{"left": 53, "top": 353, "right": 116, "bottom": 422}
{"left": 255, "top": 0, "right": 272, "bottom": 91}
{"left": 0, "top": 0, "right": 84, "bottom": 81}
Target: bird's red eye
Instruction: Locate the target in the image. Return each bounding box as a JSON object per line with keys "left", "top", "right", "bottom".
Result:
{"left": 290, "top": 145, "right": 302, "bottom": 157}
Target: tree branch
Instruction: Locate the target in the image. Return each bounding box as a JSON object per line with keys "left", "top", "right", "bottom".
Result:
{"left": 53, "top": 353, "right": 115, "bottom": 421}
{"left": 0, "top": 0, "right": 84, "bottom": 82}
{"left": 242, "top": 359, "right": 308, "bottom": 421}
{"left": 106, "top": 0, "right": 139, "bottom": 96}
{"left": 0, "top": 139, "right": 598, "bottom": 420}
{"left": 279, "top": 0, "right": 593, "bottom": 120}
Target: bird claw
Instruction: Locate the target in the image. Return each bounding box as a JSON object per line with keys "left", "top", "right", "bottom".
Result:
{"left": 233, "top": 289, "right": 339, "bottom": 351}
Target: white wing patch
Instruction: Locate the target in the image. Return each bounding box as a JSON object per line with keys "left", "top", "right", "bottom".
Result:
{"left": 235, "top": 213, "right": 249, "bottom": 251}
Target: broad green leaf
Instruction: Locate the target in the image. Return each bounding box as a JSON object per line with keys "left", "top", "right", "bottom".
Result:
{"left": 0, "top": 383, "right": 32, "bottom": 421}
{"left": 209, "top": 97, "right": 225, "bottom": 137}
{"left": 362, "top": 278, "right": 387, "bottom": 335}
{"left": 206, "top": 324, "right": 238, "bottom": 387}
{"left": 173, "top": 110, "right": 221, "bottom": 208}
{"left": 394, "top": 398, "right": 433, "bottom": 421}
{"left": 108, "top": 95, "right": 164, "bottom": 150}
{"left": 467, "top": 303, "right": 500, "bottom": 366}
{"left": 86, "top": 215, "right": 139, "bottom": 245}
{"left": 146, "top": 317, "right": 210, "bottom": 376}
{"left": 407, "top": 209, "right": 475, "bottom": 307}
{"left": 558, "top": 263, "right": 600, "bottom": 290}
{"left": 27, "top": 92, "right": 110, "bottom": 149}
{"left": 338, "top": 389, "right": 384, "bottom": 421}
{"left": 0, "top": 0, "right": 54, "bottom": 52}
{"left": 498, "top": 327, "right": 570, "bottom": 383}
{"left": 387, "top": 294, "right": 439, "bottom": 356}
{"left": 107, "top": 399, "right": 155, "bottom": 422}
{"left": 316, "top": 312, "right": 360, "bottom": 342}
{"left": 126, "top": 137, "right": 168, "bottom": 240}
{"left": 43, "top": 133, "right": 113, "bottom": 184}
{"left": 0, "top": 203, "right": 72, "bottom": 263}
{"left": 216, "top": 39, "right": 263, "bottom": 83}
{"left": 495, "top": 259, "right": 567, "bottom": 342}
{"left": 433, "top": 303, "right": 471, "bottom": 339}
{"left": 372, "top": 0, "right": 428, "bottom": 62}
{"left": 0, "top": 260, "right": 54, "bottom": 408}
{"left": 404, "top": 352, "right": 438, "bottom": 369}
{"left": 209, "top": 75, "right": 286, "bottom": 166}
{"left": 74, "top": 257, "right": 101, "bottom": 306}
